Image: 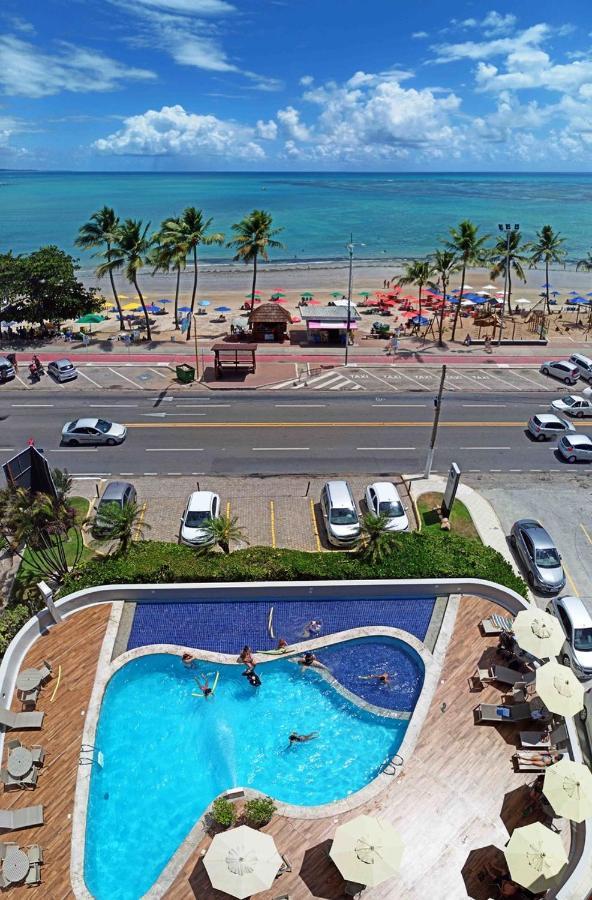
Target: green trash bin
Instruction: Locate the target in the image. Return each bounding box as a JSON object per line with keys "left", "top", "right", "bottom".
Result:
{"left": 176, "top": 363, "right": 195, "bottom": 384}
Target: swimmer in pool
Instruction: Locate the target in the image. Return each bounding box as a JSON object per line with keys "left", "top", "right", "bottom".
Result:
{"left": 181, "top": 652, "right": 196, "bottom": 669}
{"left": 360, "top": 672, "right": 391, "bottom": 685}
{"left": 242, "top": 670, "right": 262, "bottom": 688}
{"left": 304, "top": 619, "right": 322, "bottom": 637}
{"left": 196, "top": 676, "right": 213, "bottom": 699}
{"left": 288, "top": 732, "right": 319, "bottom": 745}
{"left": 238, "top": 645, "right": 255, "bottom": 668}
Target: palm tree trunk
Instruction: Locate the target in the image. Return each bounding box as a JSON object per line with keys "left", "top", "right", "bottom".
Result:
{"left": 418, "top": 284, "right": 423, "bottom": 319}
{"left": 132, "top": 276, "right": 152, "bottom": 341}
{"left": 438, "top": 278, "right": 447, "bottom": 347}
{"left": 107, "top": 243, "right": 125, "bottom": 331}
{"left": 450, "top": 262, "right": 466, "bottom": 342}
{"left": 174, "top": 265, "right": 180, "bottom": 329}
{"left": 186, "top": 246, "right": 198, "bottom": 341}
{"left": 251, "top": 252, "right": 258, "bottom": 304}
{"left": 545, "top": 260, "right": 550, "bottom": 315}
{"left": 507, "top": 269, "right": 513, "bottom": 317}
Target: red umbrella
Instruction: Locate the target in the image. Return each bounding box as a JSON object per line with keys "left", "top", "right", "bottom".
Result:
{"left": 379, "top": 298, "right": 396, "bottom": 307}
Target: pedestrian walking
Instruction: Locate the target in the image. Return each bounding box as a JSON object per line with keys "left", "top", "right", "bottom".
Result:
{"left": 484, "top": 335, "right": 492, "bottom": 354}
{"left": 388, "top": 334, "right": 399, "bottom": 356}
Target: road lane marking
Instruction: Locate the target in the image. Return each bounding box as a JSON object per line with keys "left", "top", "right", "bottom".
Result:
{"left": 50, "top": 448, "right": 98, "bottom": 452}
{"left": 371, "top": 403, "right": 427, "bottom": 407}
{"left": 148, "top": 368, "right": 167, "bottom": 378}
{"left": 361, "top": 366, "right": 426, "bottom": 390}
{"left": 76, "top": 369, "right": 103, "bottom": 389}
{"left": 309, "top": 497, "right": 322, "bottom": 552}
{"left": 89, "top": 404, "right": 139, "bottom": 408}
{"left": 274, "top": 404, "right": 327, "bottom": 408}
{"left": 512, "top": 370, "right": 554, "bottom": 390}
{"left": 477, "top": 368, "right": 523, "bottom": 390}
{"left": 562, "top": 560, "right": 580, "bottom": 596}
{"left": 145, "top": 447, "right": 204, "bottom": 452}
{"left": 356, "top": 446, "right": 416, "bottom": 450}
{"left": 0, "top": 447, "right": 14, "bottom": 451}
{"left": 108, "top": 367, "right": 144, "bottom": 388}
{"left": 13, "top": 373, "right": 29, "bottom": 388}
{"left": 252, "top": 447, "right": 310, "bottom": 451}
{"left": 460, "top": 446, "right": 512, "bottom": 450}
{"left": 462, "top": 403, "right": 507, "bottom": 408}
{"left": 133, "top": 502, "right": 147, "bottom": 541}
{"left": 174, "top": 404, "right": 231, "bottom": 408}
{"left": 579, "top": 523, "right": 592, "bottom": 546}
{"left": 448, "top": 368, "right": 492, "bottom": 390}
{"left": 11, "top": 403, "right": 54, "bottom": 407}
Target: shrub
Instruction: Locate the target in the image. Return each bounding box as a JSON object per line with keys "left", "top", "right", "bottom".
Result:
{"left": 0, "top": 605, "right": 31, "bottom": 657}
{"left": 244, "top": 796, "right": 276, "bottom": 827}
{"left": 211, "top": 796, "right": 236, "bottom": 829}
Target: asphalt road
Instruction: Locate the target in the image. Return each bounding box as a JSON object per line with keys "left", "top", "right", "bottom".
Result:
{"left": 2, "top": 388, "right": 592, "bottom": 478}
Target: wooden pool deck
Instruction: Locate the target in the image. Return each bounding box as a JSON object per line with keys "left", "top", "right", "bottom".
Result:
{"left": 0, "top": 596, "right": 570, "bottom": 899}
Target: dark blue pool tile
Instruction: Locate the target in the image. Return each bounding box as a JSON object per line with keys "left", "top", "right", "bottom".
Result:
{"left": 127, "top": 597, "right": 435, "bottom": 654}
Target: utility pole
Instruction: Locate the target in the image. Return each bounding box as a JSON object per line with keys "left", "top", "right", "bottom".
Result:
{"left": 424, "top": 364, "right": 447, "bottom": 479}
{"left": 344, "top": 234, "right": 365, "bottom": 366}
{"left": 192, "top": 313, "right": 199, "bottom": 381}
{"left": 497, "top": 223, "right": 519, "bottom": 345}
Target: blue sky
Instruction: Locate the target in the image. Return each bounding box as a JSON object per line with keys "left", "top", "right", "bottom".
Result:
{"left": 1, "top": 0, "right": 592, "bottom": 170}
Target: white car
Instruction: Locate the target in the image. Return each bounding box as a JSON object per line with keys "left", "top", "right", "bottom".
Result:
{"left": 551, "top": 395, "right": 592, "bottom": 418}
{"left": 365, "top": 481, "right": 409, "bottom": 531}
{"left": 527, "top": 414, "right": 574, "bottom": 441}
{"left": 180, "top": 491, "right": 220, "bottom": 546}
{"left": 47, "top": 358, "right": 77, "bottom": 383}
{"left": 540, "top": 360, "right": 580, "bottom": 385}
{"left": 61, "top": 418, "right": 127, "bottom": 445}
{"left": 558, "top": 433, "right": 592, "bottom": 463}
{"left": 547, "top": 596, "right": 592, "bottom": 680}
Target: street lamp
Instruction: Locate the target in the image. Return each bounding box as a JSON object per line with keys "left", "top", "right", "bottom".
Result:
{"left": 497, "top": 223, "right": 520, "bottom": 345}
{"left": 345, "top": 235, "right": 365, "bottom": 366}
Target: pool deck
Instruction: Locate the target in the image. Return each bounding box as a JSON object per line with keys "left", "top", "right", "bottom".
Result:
{"left": 1, "top": 596, "right": 570, "bottom": 899}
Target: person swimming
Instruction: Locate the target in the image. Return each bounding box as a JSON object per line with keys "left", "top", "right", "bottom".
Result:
{"left": 288, "top": 731, "right": 319, "bottom": 744}
{"left": 196, "top": 675, "right": 213, "bottom": 699}
{"left": 360, "top": 672, "right": 391, "bottom": 684}
{"left": 242, "top": 670, "right": 262, "bottom": 688}
{"left": 181, "top": 652, "right": 196, "bottom": 669}
{"left": 304, "top": 619, "right": 322, "bottom": 637}
{"left": 238, "top": 645, "right": 255, "bottom": 668}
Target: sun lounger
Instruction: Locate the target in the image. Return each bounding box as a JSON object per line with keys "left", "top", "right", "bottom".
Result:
{"left": 0, "top": 707, "right": 44, "bottom": 730}
{"left": 21, "top": 768, "right": 39, "bottom": 789}
{"left": 0, "top": 806, "right": 44, "bottom": 831}
{"left": 38, "top": 661, "right": 52, "bottom": 684}
{"left": 474, "top": 666, "right": 536, "bottom": 688}
{"left": 26, "top": 845, "right": 43, "bottom": 864}
{"left": 18, "top": 687, "right": 40, "bottom": 709}
{"left": 520, "top": 724, "right": 568, "bottom": 750}
{"left": 474, "top": 703, "right": 536, "bottom": 724}
{"left": 480, "top": 614, "right": 514, "bottom": 636}
{"left": 0, "top": 769, "right": 22, "bottom": 790}
{"left": 25, "top": 861, "right": 41, "bottom": 885}
{"left": 513, "top": 751, "right": 566, "bottom": 772}
{"left": 31, "top": 747, "right": 45, "bottom": 766}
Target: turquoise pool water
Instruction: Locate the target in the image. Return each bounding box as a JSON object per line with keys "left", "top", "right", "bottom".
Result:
{"left": 84, "top": 651, "right": 413, "bottom": 899}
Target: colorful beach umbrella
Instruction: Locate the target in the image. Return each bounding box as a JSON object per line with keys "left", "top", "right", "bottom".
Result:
{"left": 145, "top": 304, "right": 162, "bottom": 313}
{"left": 505, "top": 823, "right": 568, "bottom": 893}
{"left": 122, "top": 302, "right": 139, "bottom": 311}
{"left": 331, "top": 291, "right": 344, "bottom": 298}
{"left": 410, "top": 315, "right": 429, "bottom": 326}
{"left": 330, "top": 815, "right": 403, "bottom": 888}
{"left": 158, "top": 298, "right": 173, "bottom": 303}
{"left": 482, "top": 283, "right": 497, "bottom": 290}
{"left": 77, "top": 314, "right": 105, "bottom": 324}
{"left": 198, "top": 300, "right": 211, "bottom": 307}
{"left": 358, "top": 291, "right": 371, "bottom": 298}
{"left": 301, "top": 291, "right": 314, "bottom": 298}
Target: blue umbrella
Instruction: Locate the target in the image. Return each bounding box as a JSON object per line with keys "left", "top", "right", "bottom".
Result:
{"left": 550, "top": 291, "right": 561, "bottom": 296}
{"left": 178, "top": 306, "right": 192, "bottom": 313}
{"left": 410, "top": 315, "right": 429, "bottom": 326}
{"left": 541, "top": 282, "right": 553, "bottom": 288}
{"left": 567, "top": 290, "right": 580, "bottom": 296}
{"left": 215, "top": 306, "right": 232, "bottom": 313}
{"left": 586, "top": 292, "right": 592, "bottom": 298}
{"left": 198, "top": 300, "right": 211, "bottom": 307}
{"left": 158, "top": 298, "right": 173, "bottom": 303}
{"left": 145, "top": 304, "right": 162, "bottom": 313}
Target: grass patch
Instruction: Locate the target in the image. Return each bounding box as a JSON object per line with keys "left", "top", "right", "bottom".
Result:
{"left": 417, "top": 492, "right": 480, "bottom": 541}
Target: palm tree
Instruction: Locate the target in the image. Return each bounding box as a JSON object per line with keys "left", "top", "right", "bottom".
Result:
{"left": 429, "top": 250, "right": 460, "bottom": 347}
{"left": 228, "top": 210, "right": 285, "bottom": 307}
{"left": 445, "top": 220, "right": 490, "bottom": 341}
{"left": 396, "top": 259, "right": 434, "bottom": 319}
{"left": 528, "top": 225, "right": 566, "bottom": 314}
{"left": 576, "top": 251, "right": 592, "bottom": 272}
{"left": 51, "top": 467, "right": 72, "bottom": 506}
{"left": 489, "top": 230, "right": 528, "bottom": 317}
{"left": 201, "top": 515, "right": 248, "bottom": 554}
{"left": 358, "top": 512, "right": 397, "bottom": 564}
{"left": 91, "top": 501, "right": 149, "bottom": 555}
{"left": 151, "top": 218, "right": 187, "bottom": 329}
{"left": 75, "top": 207, "right": 125, "bottom": 330}
{"left": 161, "top": 208, "right": 224, "bottom": 340}
{"left": 98, "top": 219, "right": 155, "bottom": 340}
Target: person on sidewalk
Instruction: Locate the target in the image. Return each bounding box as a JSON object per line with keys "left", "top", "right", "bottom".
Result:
{"left": 484, "top": 335, "right": 492, "bottom": 354}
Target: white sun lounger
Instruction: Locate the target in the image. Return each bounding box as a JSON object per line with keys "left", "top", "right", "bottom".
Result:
{"left": 0, "top": 806, "right": 44, "bottom": 831}
{"left": 480, "top": 614, "right": 514, "bottom": 636}
{"left": 0, "top": 707, "right": 44, "bottom": 730}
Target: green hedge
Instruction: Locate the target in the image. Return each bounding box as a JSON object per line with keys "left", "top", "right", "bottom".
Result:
{"left": 59, "top": 532, "right": 527, "bottom": 598}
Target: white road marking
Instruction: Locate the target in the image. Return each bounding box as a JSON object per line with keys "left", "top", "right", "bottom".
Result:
{"left": 148, "top": 368, "right": 167, "bottom": 378}
{"left": 89, "top": 404, "right": 139, "bottom": 408}
{"left": 167, "top": 472, "right": 182, "bottom": 475}
{"left": 51, "top": 448, "right": 98, "bottom": 452}
{"left": 362, "top": 366, "right": 426, "bottom": 390}
{"left": 145, "top": 448, "right": 204, "bottom": 452}
{"left": 11, "top": 403, "right": 54, "bottom": 407}
{"left": 143, "top": 472, "right": 158, "bottom": 475}
{"left": 14, "top": 374, "right": 30, "bottom": 388}
{"left": 0, "top": 447, "right": 14, "bottom": 451}
{"left": 174, "top": 404, "right": 231, "bottom": 408}
{"left": 512, "top": 370, "right": 553, "bottom": 390}
{"left": 119, "top": 472, "right": 135, "bottom": 476}
{"left": 371, "top": 403, "right": 427, "bottom": 407}
{"left": 448, "top": 368, "right": 492, "bottom": 390}
{"left": 76, "top": 369, "right": 103, "bottom": 389}
{"left": 70, "top": 474, "right": 111, "bottom": 479}
{"left": 462, "top": 403, "right": 507, "bottom": 408}
{"left": 274, "top": 404, "right": 327, "bottom": 408}
{"left": 108, "top": 367, "right": 143, "bottom": 388}
{"left": 460, "top": 446, "right": 512, "bottom": 450}
{"left": 477, "top": 368, "right": 522, "bottom": 390}
{"left": 356, "top": 446, "right": 416, "bottom": 450}
{"left": 252, "top": 447, "right": 310, "bottom": 451}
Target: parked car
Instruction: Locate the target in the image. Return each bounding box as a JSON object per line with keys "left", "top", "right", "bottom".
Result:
{"left": 526, "top": 413, "right": 575, "bottom": 441}
{"left": 61, "top": 418, "right": 127, "bottom": 445}
{"left": 569, "top": 353, "right": 592, "bottom": 383}
{"left": 510, "top": 519, "right": 566, "bottom": 594}
{"left": 47, "top": 358, "right": 77, "bottom": 382}
{"left": 547, "top": 596, "right": 592, "bottom": 680}
{"left": 0, "top": 356, "right": 16, "bottom": 383}
{"left": 320, "top": 480, "right": 361, "bottom": 547}
{"left": 93, "top": 481, "right": 137, "bottom": 535}
{"left": 558, "top": 433, "right": 592, "bottom": 463}
{"left": 539, "top": 360, "right": 579, "bottom": 385}
{"left": 551, "top": 395, "right": 592, "bottom": 418}
{"left": 365, "top": 481, "right": 409, "bottom": 531}
{"left": 180, "top": 491, "right": 220, "bottom": 546}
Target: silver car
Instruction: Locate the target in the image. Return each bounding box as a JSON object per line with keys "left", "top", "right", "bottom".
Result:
{"left": 61, "top": 418, "right": 127, "bottom": 446}
{"left": 47, "top": 358, "right": 77, "bottom": 382}
{"left": 510, "top": 519, "right": 566, "bottom": 594}
{"left": 320, "top": 481, "right": 361, "bottom": 547}
{"left": 558, "top": 433, "right": 592, "bottom": 463}
{"left": 551, "top": 395, "right": 592, "bottom": 418}
{"left": 94, "top": 481, "right": 137, "bottom": 535}
{"left": 540, "top": 360, "right": 580, "bottom": 385}
{"left": 527, "top": 414, "right": 574, "bottom": 441}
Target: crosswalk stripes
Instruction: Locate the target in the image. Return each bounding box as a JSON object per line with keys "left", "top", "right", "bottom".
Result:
{"left": 271, "top": 370, "right": 364, "bottom": 390}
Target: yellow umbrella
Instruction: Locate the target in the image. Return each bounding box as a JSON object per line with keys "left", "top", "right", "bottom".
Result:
{"left": 122, "top": 301, "right": 138, "bottom": 311}
{"left": 543, "top": 758, "right": 592, "bottom": 822}
{"left": 536, "top": 661, "right": 584, "bottom": 717}
{"left": 505, "top": 823, "right": 568, "bottom": 893}
{"left": 513, "top": 608, "right": 565, "bottom": 659}
{"left": 330, "top": 815, "right": 403, "bottom": 888}
{"left": 203, "top": 825, "right": 282, "bottom": 899}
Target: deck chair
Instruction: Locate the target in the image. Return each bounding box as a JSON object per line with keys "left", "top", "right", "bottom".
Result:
{"left": 480, "top": 614, "right": 514, "bottom": 636}
{"left": 21, "top": 768, "right": 39, "bottom": 789}
{"left": 26, "top": 845, "right": 43, "bottom": 864}
{"left": 520, "top": 729, "right": 551, "bottom": 749}
{"left": 25, "top": 861, "right": 41, "bottom": 885}
{"left": 474, "top": 703, "right": 535, "bottom": 724}
{"left": 0, "top": 769, "right": 21, "bottom": 790}
{"left": 31, "top": 747, "right": 45, "bottom": 766}
{"left": 277, "top": 854, "right": 292, "bottom": 876}
{"left": 0, "top": 707, "right": 44, "bottom": 730}
{"left": 474, "top": 666, "right": 536, "bottom": 689}
{"left": 0, "top": 806, "right": 43, "bottom": 832}
{"left": 18, "top": 687, "right": 40, "bottom": 709}
{"left": 38, "top": 661, "right": 53, "bottom": 684}
{"left": 6, "top": 739, "right": 21, "bottom": 752}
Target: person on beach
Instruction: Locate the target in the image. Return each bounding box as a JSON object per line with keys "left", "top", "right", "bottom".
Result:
{"left": 277, "top": 638, "right": 288, "bottom": 651}
{"left": 297, "top": 651, "right": 326, "bottom": 669}
{"left": 288, "top": 732, "right": 319, "bottom": 745}
{"left": 181, "top": 652, "right": 196, "bottom": 668}
{"left": 463, "top": 333, "right": 472, "bottom": 347}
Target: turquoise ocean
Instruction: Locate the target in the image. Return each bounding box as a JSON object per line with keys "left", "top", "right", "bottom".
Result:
{"left": 2, "top": 171, "right": 592, "bottom": 270}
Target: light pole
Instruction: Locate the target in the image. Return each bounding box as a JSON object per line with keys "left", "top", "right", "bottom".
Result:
{"left": 424, "top": 364, "right": 447, "bottom": 479}
{"left": 192, "top": 313, "right": 199, "bottom": 381}
{"left": 344, "top": 235, "right": 365, "bottom": 366}
{"left": 497, "top": 223, "right": 519, "bottom": 345}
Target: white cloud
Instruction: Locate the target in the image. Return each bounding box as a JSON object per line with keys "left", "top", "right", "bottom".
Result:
{"left": 433, "top": 24, "right": 549, "bottom": 63}
{"left": 300, "top": 75, "right": 314, "bottom": 86}
{"left": 412, "top": 31, "right": 428, "bottom": 39}
{"left": 482, "top": 11, "right": 517, "bottom": 35}
{"left": 93, "top": 104, "right": 265, "bottom": 159}
{"left": 475, "top": 52, "right": 592, "bottom": 94}
{"left": 277, "top": 106, "right": 310, "bottom": 140}
{"left": 0, "top": 36, "right": 155, "bottom": 98}
{"left": 119, "top": 0, "right": 235, "bottom": 13}
{"left": 256, "top": 118, "right": 277, "bottom": 140}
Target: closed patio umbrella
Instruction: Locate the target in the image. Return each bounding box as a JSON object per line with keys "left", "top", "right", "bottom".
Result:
{"left": 330, "top": 815, "right": 403, "bottom": 888}
{"left": 203, "top": 825, "right": 282, "bottom": 899}
{"left": 504, "top": 822, "right": 568, "bottom": 893}
{"left": 543, "top": 758, "right": 592, "bottom": 822}
{"left": 513, "top": 608, "right": 564, "bottom": 658}
{"left": 535, "top": 661, "right": 584, "bottom": 717}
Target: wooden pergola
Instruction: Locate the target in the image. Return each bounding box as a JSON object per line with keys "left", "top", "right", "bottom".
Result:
{"left": 211, "top": 342, "right": 257, "bottom": 379}
{"left": 248, "top": 302, "right": 292, "bottom": 342}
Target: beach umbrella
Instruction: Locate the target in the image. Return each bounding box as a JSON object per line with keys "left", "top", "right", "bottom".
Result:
{"left": 462, "top": 283, "right": 474, "bottom": 290}
{"left": 331, "top": 291, "right": 344, "bottom": 298}
{"left": 77, "top": 314, "right": 105, "bottom": 324}
{"left": 543, "top": 758, "right": 592, "bottom": 823}
{"left": 551, "top": 291, "right": 561, "bottom": 296}
{"left": 513, "top": 608, "right": 564, "bottom": 659}
{"left": 308, "top": 299, "right": 321, "bottom": 305}
{"left": 504, "top": 823, "right": 568, "bottom": 893}
{"left": 178, "top": 306, "right": 192, "bottom": 313}
{"left": 330, "top": 815, "right": 403, "bottom": 888}
{"left": 271, "top": 292, "right": 285, "bottom": 299}
{"left": 482, "top": 283, "right": 497, "bottom": 290}
{"left": 535, "top": 661, "right": 584, "bottom": 717}
{"left": 198, "top": 300, "right": 211, "bottom": 307}
{"left": 410, "top": 315, "right": 429, "bottom": 326}
{"left": 568, "top": 290, "right": 580, "bottom": 296}
{"left": 586, "top": 292, "right": 592, "bottom": 297}
{"left": 272, "top": 288, "right": 285, "bottom": 292}
{"left": 358, "top": 291, "right": 371, "bottom": 298}
{"left": 203, "top": 825, "right": 282, "bottom": 899}
{"left": 301, "top": 291, "right": 314, "bottom": 298}
{"left": 215, "top": 306, "right": 232, "bottom": 313}
{"left": 461, "top": 300, "right": 475, "bottom": 307}
{"left": 541, "top": 282, "right": 553, "bottom": 289}
{"left": 121, "top": 302, "right": 139, "bottom": 311}
{"left": 145, "top": 304, "right": 162, "bottom": 314}
{"left": 515, "top": 299, "right": 531, "bottom": 306}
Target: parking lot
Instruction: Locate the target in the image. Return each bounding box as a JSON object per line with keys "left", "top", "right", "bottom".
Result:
{"left": 3, "top": 362, "right": 178, "bottom": 392}
{"left": 273, "top": 365, "right": 575, "bottom": 393}
{"left": 79, "top": 474, "right": 415, "bottom": 552}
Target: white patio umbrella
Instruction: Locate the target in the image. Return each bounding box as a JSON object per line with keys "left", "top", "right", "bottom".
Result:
{"left": 543, "top": 758, "right": 592, "bottom": 823}
{"left": 535, "top": 661, "right": 585, "bottom": 718}
{"left": 505, "top": 822, "right": 568, "bottom": 893}
{"left": 203, "top": 825, "right": 282, "bottom": 899}
{"left": 515, "top": 298, "right": 531, "bottom": 305}
{"left": 482, "top": 283, "right": 498, "bottom": 290}
{"left": 513, "top": 608, "right": 565, "bottom": 659}
{"left": 330, "top": 815, "right": 403, "bottom": 887}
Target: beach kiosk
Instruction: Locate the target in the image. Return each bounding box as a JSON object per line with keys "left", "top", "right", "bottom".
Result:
{"left": 248, "top": 302, "right": 292, "bottom": 342}
{"left": 298, "top": 304, "right": 361, "bottom": 346}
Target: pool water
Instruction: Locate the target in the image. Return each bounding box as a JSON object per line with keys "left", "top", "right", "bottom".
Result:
{"left": 84, "top": 651, "right": 414, "bottom": 900}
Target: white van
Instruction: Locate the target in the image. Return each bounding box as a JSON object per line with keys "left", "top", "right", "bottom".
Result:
{"left": 320, "top": 481, "right": 361, "bottom": 547}
{"left": 569, "top": 353, "right": 592, "bottom": 383}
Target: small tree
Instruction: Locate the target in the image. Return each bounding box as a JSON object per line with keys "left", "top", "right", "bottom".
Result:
{"left": 244, "top": 796, "right": 276, "bottom": 828}
{"left": 358, "top": 512, "right": 397, "bottom": 564}
{"left": 429, "top": 250, "right": 460, "bottom": 347}
{"left": 90, "top": 501, "right": 149, "bottom": 555}
{"left": 211, "top": 797, "right": 236, "bottom": 829}
{"left": 51, "top": 467, "right": 73, "bottom": 505}
{"left": 201, "top": 515, "right": 248, "bottom": 554}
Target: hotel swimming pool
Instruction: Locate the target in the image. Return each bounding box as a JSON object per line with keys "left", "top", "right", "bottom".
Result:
{"left": 84, "top": 640, "right": 424, "bottom": 900}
